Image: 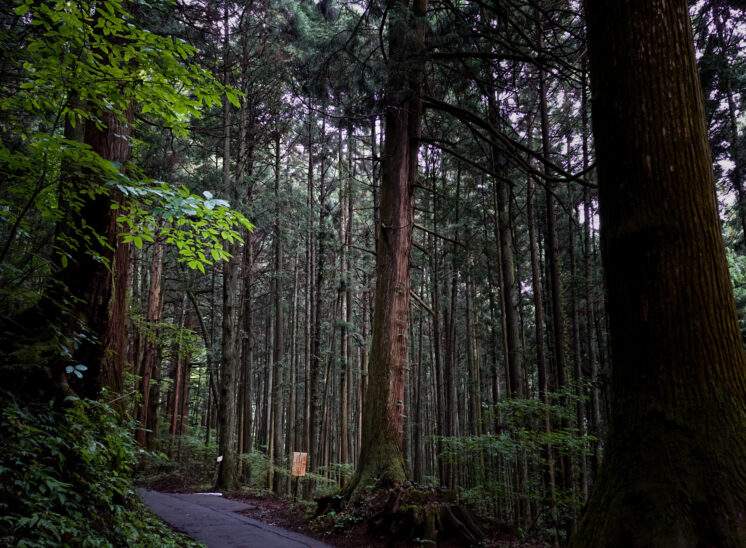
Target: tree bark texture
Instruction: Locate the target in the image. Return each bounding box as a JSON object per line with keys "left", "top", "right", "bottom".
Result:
{"left": 349, "top": 0, "right": 428, "bottom": 495}
{"left": 572, "top": 1, "right": 746, "bottom": 545}
{"left": 215, "top": 19, "right": 239, "bottom": 488}
{"left": 136, "top": 236, "right": 163, "bottom": 447}
{"left": 41, "top": 104, "right": 132, "bottom": 401}
{"left": 272, "top": 132, "right": 285, "bottom": 494}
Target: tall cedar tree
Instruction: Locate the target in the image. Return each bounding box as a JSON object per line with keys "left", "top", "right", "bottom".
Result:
{"left": 216, "top": 2, "right": 240, "bottom": 490}
{"left": 571, "top": 1, "right": 746, "bottom": 545}
{"left": 346, "top": 0, "right": 428, "bottom": 495}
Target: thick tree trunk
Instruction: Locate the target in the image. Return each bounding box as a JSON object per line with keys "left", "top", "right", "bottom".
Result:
{"left": 36, "top": 101, "right": 132, "bottom": 402}
{"left": 571, "top": 2, "right": 746, "bottom": 545}
{"left": 101, "top": 225, "right": 130, "bottom": 401}
{"left": 348, "top": 0, "right": 428, "bottom": 495}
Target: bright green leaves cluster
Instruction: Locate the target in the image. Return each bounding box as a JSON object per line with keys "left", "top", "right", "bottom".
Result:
{"left": 130, "top": 313, "right": 203, "bottom": 358}
{"left": 0, "top": 134, "right": 122, "bottom": 302}
{"left": 1, "top": 0, "right": 251, "bottom": 292}
{"left": 7, "top": 0, "right": 235, "bottom": 137}
{"left": 114, "top": 181, "right": 253, "bottom": 273}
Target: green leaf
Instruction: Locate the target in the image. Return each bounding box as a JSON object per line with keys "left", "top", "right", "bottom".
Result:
{"left": 225, "top": 90, "right": 240, "bottom": 108}
{"left": 14, "top": 3, "right": 29, "bottom": 16}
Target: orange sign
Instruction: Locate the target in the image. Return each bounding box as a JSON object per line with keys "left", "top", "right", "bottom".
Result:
{"left": 291, "top": 452, "right": 308, "bottom": 477}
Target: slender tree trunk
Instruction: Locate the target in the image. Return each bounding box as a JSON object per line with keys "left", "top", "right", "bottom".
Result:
{"left": 338, "top": 121, "right": 350, "bottom": 476}
{"left": 568, "top": 165, "right": 588, "bottom": 505}
{"left": 528, "top": 175, "right": 558, "bottom": 529}
{"left": 241, "top": 234, "right": 255, "bottom": 472}
{"left": 288, "top": 246, "right": 299, "bottom": 486}
{"left": 346, "top": 126, "right": 355, "bottom": 469}
{"left": 581, "top": 65, "right": 602, "bottom": 476}
{"left": 271, "top": 132, "right": 285, "bottom": 494}
{"left": 413, "top": 309, "right": 424, "bottom": 483}
{"left": 304, "top": 107, "right": 315, "bottom": 462}
{"left": 536, "top": 13, "right": 573, "bottom": 514}
{"left": 215, "top": 9, "right": 239, "bottom": 489}
{"left": 444, "top": 168, "right": 460, "bottom": 492}
{"left": 493, "top": 161, "right": 524, "bottom": 399}
{"left": 169, "top": 296, "right": 187, "bottom": 459}
{"left": 265, "top": 317, "right": 274, "bottom": 488}
{"left": 306, "top": 111, "right": 327, "bottom": 497}
{"left": 428, "top": 155, "right": 447, "bottom": 485}
{"left": 179, "top": 348, "right": 191, "bottom": 440}
{"left": 216, "top": 244, "right": 240, "bottom": 491}
{"left": 137, "top": 235, "right": 164, "bottom": 447}
{"left": 712, "top": 3, "right": 746, "bottom": 247}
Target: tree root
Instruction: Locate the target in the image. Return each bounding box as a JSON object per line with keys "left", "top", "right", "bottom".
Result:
{"left": 316, "top": 481, "right": 486, "bottom": 546}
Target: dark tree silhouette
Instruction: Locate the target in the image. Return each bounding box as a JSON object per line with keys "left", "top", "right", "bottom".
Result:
{"left": 572, "top": 1, "right": 746, "bottom": 545}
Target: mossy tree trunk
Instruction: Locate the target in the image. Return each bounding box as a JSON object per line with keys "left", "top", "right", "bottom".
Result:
{"left": 571, "top": 1, "right": 746, "bottom": 545}
{"left": 346, "top": 0, "right": 428, "bottom": 496}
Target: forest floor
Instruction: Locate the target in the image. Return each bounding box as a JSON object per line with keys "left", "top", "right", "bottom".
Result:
{"left": 141, "top": 476, "right": 548, "bottom": 547}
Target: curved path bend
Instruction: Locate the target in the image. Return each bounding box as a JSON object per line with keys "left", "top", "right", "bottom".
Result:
{"left": 137, "top": 488, "right": 334, "bottom": 548}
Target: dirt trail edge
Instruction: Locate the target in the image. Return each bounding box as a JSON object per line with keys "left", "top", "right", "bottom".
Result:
{"left": 137, "top": 489, "right": 334, "bottom": 548}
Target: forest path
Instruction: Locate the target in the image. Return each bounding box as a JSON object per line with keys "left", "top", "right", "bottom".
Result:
{"left": 137, "top": 489, "right": 334, "bottom": 548}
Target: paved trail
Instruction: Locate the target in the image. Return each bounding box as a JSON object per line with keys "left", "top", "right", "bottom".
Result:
{"left": 137, "top": 489, "right": 334, "bottom": 548}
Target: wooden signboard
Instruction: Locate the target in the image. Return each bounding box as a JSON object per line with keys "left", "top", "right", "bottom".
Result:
{"left": 291, "top": 452, "right": 308, "bottom": 477}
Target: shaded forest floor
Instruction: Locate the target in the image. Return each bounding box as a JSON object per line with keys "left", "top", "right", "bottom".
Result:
{"left": 139, "top": 476, "right": 548, "bottom": 547}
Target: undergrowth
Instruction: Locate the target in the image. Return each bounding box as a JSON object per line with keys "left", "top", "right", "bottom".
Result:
{"left": 0, "top": 390, "right": 202, "bottom": 547}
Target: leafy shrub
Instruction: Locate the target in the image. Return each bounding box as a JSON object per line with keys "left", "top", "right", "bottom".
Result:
{"left": 136, "top": 432, "right": 220, "bottom": 493}
{"left": 438, "top": 388, "right": 597, "bottom": 537}
{"left": 0, "top": 391, "right": 201, "bottom": 547}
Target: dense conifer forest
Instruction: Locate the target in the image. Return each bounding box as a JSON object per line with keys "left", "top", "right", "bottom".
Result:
{"left": 1, "top": 0, "right": 745, "bottom": 546}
